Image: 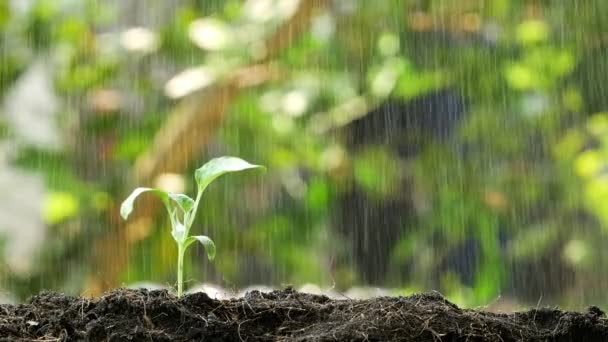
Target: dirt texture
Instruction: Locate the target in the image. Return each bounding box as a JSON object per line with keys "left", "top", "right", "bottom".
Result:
{"left": 0, "top": 288, "right": 606, "bottom": 341}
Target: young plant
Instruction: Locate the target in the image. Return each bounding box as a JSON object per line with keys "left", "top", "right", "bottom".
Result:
{"left": 120, "top": 156, "right": 264, "bottom": 297}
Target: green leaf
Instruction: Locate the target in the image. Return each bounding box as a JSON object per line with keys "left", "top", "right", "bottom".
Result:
{"left": 195, "top": 156, "right": 264, "bottom": 192}
{"left": 168, "top": 193, "right": 195, "bottom": 213}
{"left": 121, "top": 188, "right": 195, "bottom": 220}
{"left": 120, "top": 187, "right": 169, "bottom": 219}
{"left": 186, "top": 235, "right": 216, "bottom": 260}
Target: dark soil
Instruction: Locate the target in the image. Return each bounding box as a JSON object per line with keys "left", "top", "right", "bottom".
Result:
{"left": 0, "top": 288, "right": 606, "bottom": 341}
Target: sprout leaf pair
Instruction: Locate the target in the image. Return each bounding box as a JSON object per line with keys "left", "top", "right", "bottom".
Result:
{"left": 120, "top": 156, "right": 264, "bottom": 296}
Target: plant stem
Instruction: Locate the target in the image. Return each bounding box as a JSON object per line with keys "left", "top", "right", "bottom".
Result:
{"left": 177, "top": 243, "right": 185, "bottom": 297}
{"left": 187, "top": 190, "right": 203, "bottom": 229}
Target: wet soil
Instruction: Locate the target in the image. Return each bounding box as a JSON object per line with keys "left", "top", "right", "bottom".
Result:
{"left": 0, "top": 288, "right": 606, "bottom": 341}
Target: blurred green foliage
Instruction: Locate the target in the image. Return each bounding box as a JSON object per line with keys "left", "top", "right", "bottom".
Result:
{"left": 1, "top": 0, "right": 608, "bottom": 308}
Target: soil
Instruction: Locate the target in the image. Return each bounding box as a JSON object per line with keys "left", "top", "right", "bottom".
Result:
{"left": 0, "top": 288, "right": 606, "bottom": 341}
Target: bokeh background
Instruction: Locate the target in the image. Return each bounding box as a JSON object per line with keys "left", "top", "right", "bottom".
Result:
{"left": 1, "top": 0, "right": 608, "bottom": 309}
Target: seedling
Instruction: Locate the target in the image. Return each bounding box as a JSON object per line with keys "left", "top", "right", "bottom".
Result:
{"left": 120, "top": 156, "right": 264, "bottom": 297}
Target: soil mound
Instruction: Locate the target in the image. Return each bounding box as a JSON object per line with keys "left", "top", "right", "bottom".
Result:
{"left": 0, "top": 288, "right": 606, "bottom": 341}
